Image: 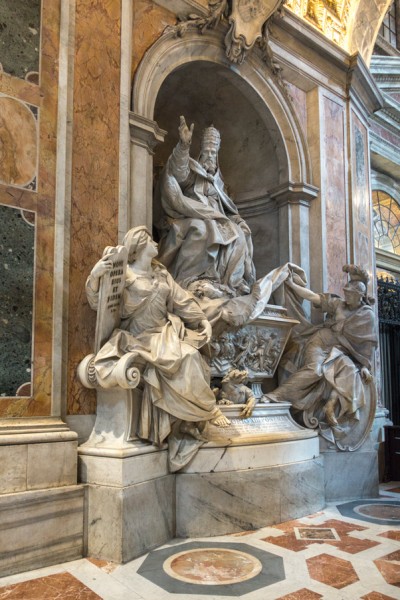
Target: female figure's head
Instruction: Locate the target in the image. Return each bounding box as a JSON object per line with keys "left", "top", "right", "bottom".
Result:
{"left": 122, "top": 226, "right": 158, "bottom": 265}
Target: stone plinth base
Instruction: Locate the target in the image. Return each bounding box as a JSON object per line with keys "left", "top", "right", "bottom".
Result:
{"left": 0, "top": 421, "right": 84, "bottom": 577}
{"left": 323, "top": 450, "right": 379, "bottom": 502}
{"left": 85, "top": 473, "right": 175, "bottom": 563}
{"left": 79, "top": 443, "right": 175, "bottom": 563}
{"left": 0, "top": 485, "right": 85, "bottom": 577}
{"left": 176, "top": 442, "right": 324, "bottom": 537}
{"left": 79, "top": 436, "right": 324, "bottom": 561}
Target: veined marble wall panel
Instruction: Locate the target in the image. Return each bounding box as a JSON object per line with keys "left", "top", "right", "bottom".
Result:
{"left": 0, "top": 0, "right": 60, "bottom": 418}
{"left": 67, "top": 0, "right": 122, "bottom": 415}
{"left": 286, "top": 83, "right": 307, "bottom": 138}
{"left": 322, "top": 95, "right": 348, "bottom": 295}
{"left": 0, "top": 95, "right": 37, "bottom": 190}
{"left": 370, "top": 121, "right": 400, "bottom": 148}
{"left": 132, "top": 0, "right": 175, "bottom": 78}
{"left": 350, "top": 111, "right": 373, "bottom": 275}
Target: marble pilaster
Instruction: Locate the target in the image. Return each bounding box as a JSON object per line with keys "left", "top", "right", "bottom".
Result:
{"left": 270, "top": 182, "right": 318, "bottom": 284}
{"left": 129, "top": 113, "right": 166, "bottom": 230}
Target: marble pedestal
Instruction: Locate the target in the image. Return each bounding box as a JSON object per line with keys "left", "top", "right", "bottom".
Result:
{"left": 0, "top": 419, "right": 85, "bottom": 577}
{"left": 79, "top": 392, "right": 324, "bottom": 562}
{"left": 79, "top": 443, "right": 175, "bottom": 563}
{"left": 176, "top": 433, "right": 324, "bottom": 537}
{"left": 321, "top": 409, "right": 388, "bottom": 502}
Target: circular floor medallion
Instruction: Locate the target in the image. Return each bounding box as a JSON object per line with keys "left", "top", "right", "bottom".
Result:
{"left": 163, "top": 547, "right": 263, "bottom": 585}
{"left": 354, "top": 503, "right": 400, "bottom": 521}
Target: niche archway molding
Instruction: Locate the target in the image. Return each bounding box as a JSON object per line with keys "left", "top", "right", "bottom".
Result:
{"left": 130, "top": 28, "right": 318, "bottom": 276}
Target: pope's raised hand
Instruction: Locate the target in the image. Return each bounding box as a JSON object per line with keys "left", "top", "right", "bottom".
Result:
{"left": 179, "top": 115, "right": 194, "bottom": 147}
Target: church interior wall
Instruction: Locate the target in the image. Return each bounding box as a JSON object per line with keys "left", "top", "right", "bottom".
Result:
{"left": 0, "top": 0, "right": 394, "bottom": 578}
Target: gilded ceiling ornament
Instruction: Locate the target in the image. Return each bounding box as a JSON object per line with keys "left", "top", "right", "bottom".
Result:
{"left": 285, "top": 0, "right": 351, "bottom": 46}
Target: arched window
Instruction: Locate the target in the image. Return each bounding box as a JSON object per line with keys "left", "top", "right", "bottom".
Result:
{"left": 373, "top": 190, "right": 400, "bottom": 255}
{"left": 379, "top": 0, "right": 398, "bottom": 49}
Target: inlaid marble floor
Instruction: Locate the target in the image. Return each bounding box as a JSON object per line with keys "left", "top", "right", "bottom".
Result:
{"left": 1, "top": 484, "right": 400, "bottom": 600}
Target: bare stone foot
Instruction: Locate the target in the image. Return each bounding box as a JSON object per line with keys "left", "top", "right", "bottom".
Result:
{"left": 212, "top": 414, "right": 231, "bottom": 427}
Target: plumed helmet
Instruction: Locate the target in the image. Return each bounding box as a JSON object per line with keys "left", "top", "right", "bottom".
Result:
{"left": 343, "top": 280, "right": 367, "bottom": 295}
{"left": 342, "top": 264, "right": 374, "bottom": 304}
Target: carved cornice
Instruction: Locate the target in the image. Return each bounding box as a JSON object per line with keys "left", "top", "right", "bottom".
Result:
{"left": 370, "top": 56, "right": 400, "bottom": 92}
{"left": 347, "top": 53, "right": 385, "bottom": 116}
{"left": 269, "top": 181, "right": 319, "bottom": 206}
{"left": 0, "top": 417, "right": 77, "bottom": 445}
{"left": 129, "top": 113, "right": 167, "bottom": 155}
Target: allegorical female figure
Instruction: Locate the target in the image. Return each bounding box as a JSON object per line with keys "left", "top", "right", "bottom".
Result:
{"left": 86, "top": 226, "right": 229, "bottom": 464}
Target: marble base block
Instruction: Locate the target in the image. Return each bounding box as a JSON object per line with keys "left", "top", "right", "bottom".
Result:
{"left": 86, "top": 475, "right": 175, "bottom": 563}
{"left": 176, "top": 457, "right": 324, "bottom": 537}
{"left": 323, "top": 449, "right": 379, "bottom": 502}
{"left": 0, "top": 485, "right": 85, "bottom": 577}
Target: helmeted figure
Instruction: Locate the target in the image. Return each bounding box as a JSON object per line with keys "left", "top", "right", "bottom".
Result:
{"left": 266, "top": 264, "right": 378, "bottom": 445}
{"left": 157, "top": 116, "right": 256, "bottom": 295}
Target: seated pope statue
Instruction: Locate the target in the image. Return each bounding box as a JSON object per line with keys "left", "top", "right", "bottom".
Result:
{"left": 157, "top": 116, "right": 256, "bottom": 295}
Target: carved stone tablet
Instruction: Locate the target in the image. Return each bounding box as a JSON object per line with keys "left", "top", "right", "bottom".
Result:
{"left": 94, "top": 246, "right": 128, "bottom": 353}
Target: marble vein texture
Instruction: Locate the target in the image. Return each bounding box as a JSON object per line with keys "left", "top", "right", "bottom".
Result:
{"left": 1, "top": 483, "right": 400, "bottom": 599}
{"left": 322, "top": 94, "right": 348, "bottom": 296}
{"left": 67, "top": 0, "right": 122, "bottom": 415}
{"left": 131, "top": 1, "right": 175, "bottom": 77}
{"left": 0, "top": 0, "right": 60, "bottom": 417}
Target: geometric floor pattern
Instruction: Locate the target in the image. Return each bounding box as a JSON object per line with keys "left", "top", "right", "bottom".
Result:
{"left": 1, "top": 483, "right": 400, "bottom": 600}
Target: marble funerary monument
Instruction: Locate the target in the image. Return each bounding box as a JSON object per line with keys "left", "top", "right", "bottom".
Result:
{"left": 0, "top": 0, "right": 392, "bottom": 576}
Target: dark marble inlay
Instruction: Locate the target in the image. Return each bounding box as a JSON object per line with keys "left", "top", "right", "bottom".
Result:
{"left": 138, "top": 541, "right": 285, "bottom": 595}
{"left": 0, "top": 204, "right": 35, "bottom": 396}
{"left": 0, "top": 0, "right": 40, "bottom": 80}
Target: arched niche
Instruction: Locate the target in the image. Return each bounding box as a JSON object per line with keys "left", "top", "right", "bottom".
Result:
{"left": 131, "top": 29, "right": 316, "bottom": 277}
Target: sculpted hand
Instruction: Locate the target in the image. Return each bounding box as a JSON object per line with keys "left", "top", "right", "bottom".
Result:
{"left": 179, "top": 115, "right": 194, "bottom": 147}
{"left": 199, "top": 319, "right": 212, "bottom": 343}
{"left": 90, "top": 255, "right": 113, "bottom": 280}
{"left": 361, "top": 367, "right": 373, "bottom": 383}
{"left": 240, "top": 397, "right": 256, "bottom": 418}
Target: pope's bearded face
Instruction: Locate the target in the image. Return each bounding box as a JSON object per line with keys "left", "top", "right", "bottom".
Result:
{"left": 200, "top": 145, "right": 218, "bottom": 174}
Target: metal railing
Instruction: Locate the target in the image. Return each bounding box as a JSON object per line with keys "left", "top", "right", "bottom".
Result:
{"left": 378, "top": 276, "right": 400, "bottom": 425}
